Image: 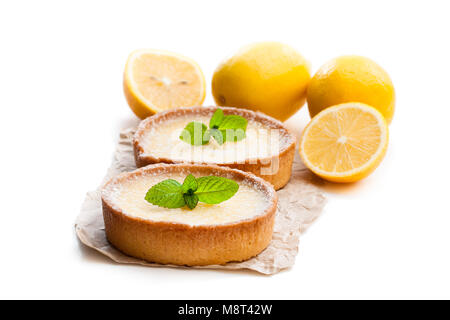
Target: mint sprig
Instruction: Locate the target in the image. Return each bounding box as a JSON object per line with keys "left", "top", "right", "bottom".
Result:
{"left": 145, "top": 174, "right": 239, "bottom": 210}
{"left": 144, "top": 179, "right": 185, "bottom": 209}
{"left": 179, "top": 121, "right": 209, "bottom": 146}
{"left": 209, "top": 108, "right": 225, "bottom": 129}
{"left": 195, "top": 176, "right": 240, "bottom": 204}
{"left": 179, "top": 108, "right": 248, "bottom": 146}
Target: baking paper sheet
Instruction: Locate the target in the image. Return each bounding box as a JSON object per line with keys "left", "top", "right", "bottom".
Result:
{"left": 75, "top": 127, "right": 327, "bottom": 275}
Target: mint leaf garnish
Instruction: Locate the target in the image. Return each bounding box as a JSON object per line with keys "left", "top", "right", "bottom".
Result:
{"left": 183, "top": 193, "right": 199, "bottom": 209}
{"left": 179, "top": 121, "right": 209, "bottom": 146}
{"left": 219, "top": 115, "right": 248, "bottom": 130}
{"left": 209, "top": 108, "right": 224, "bottom": 129}
{"left": 181, "top": 174, "right": 198, "bottom": 193}
{"left": 222, "top": 128, "right": 246, "bottom": 142}
{"left": 145, "top": 175, "right": 239, "bottom": 209}
{"left": 195, "top": 176, "right": 239, "bottom": 204}
{"left": 179, "top": 108, "right": 247, "bottom": 145}
{"left": 144, "top": 179, "right": 185, "bottom": 209}
{"left": 208, "top": 128, "right": 224, "bottom": 145}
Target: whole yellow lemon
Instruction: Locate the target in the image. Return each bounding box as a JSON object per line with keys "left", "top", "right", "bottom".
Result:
{"left": 307, "top": 55, "right": 395, "bottom": 123}
{"left": 212, "top": 42, "right": 311, "bottom": 121}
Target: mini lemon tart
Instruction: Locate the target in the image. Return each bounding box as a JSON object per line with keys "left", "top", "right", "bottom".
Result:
{"left": 101, "top": 163, "right": 277, "bottom": 266}
{"left": 133, "top": 106, "right": 296, "bottom": 190}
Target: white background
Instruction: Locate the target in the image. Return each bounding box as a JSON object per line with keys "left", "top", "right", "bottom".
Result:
{"left": 1, "top": 0, "right": 449, "bottom": 300}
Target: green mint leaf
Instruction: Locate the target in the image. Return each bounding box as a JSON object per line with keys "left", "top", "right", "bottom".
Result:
{"left": 209, "top": 108, "right": 224, "bottom": 129}
{"left": 221, "top": 128, "right": 246, "bottom": 142}
{"left": 208, "top": 128, "right": 224, "bottom": 145}
{"left": 145, "top": 179, "right": 186, "bottom": 208}
{"left": 202, "top": 128, "right": 211, "bottom": 142}
{"left": 146, "top": 175, "right": 240, "bottom": 210}
{"left": 179, "top": 110, "right": 248, "bottom": 146}
{"left": 181, "top": 174, "right": 198, "bottom": 193}
{"left": 183, "top": 193, "right": 199, "bottom": 209}
{"left": 218, "top": 115, "right": 248, "bottom": 131}
{"left": 179, "top": 121, "right": 209, "bottom": 145}
{"left": 194, "top": 176, "right": 239, "bottom": 204}
{"left": 217, "top": 114, "right": 247, "bottom": 142}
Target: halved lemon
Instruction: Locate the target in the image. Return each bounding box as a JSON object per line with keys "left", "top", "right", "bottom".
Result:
{"left": 299, "top": 102, "right": 389, "bottom": 183}
{"left": 124, "top": 49, "right": 206, "bottom": 119}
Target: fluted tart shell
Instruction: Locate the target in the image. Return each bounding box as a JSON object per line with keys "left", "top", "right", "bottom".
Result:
{"left": 101, "top": 163, "right": 278, "bottom": 266}
{"left": 133, "top": 106, "right": 296, "bottom": 190}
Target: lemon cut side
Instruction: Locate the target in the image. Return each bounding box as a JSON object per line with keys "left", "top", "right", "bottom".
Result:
{"left": 300, "top": 102, "right": 389, "bottom": 183}
{"left": 124, "top": 49, "right": 206, "bottom": 119}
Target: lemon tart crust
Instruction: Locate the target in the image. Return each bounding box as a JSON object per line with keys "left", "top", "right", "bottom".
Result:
{"left": 133, "top": 106, "right": 296, "bottom": 190}
{"left": 101, "top": 163, "right": 278, "bottom": 266}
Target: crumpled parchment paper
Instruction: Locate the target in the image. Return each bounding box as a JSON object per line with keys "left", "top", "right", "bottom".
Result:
{"left": 75, "top": 127, "right": 327, "bottom": 275}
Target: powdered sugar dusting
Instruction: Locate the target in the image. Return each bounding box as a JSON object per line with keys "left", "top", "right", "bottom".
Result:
{"left": 102, "top": 164, "right": 274, "bottom": 226}
{"left": 134, "top": 106, "right": 295, "bottom": 164}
